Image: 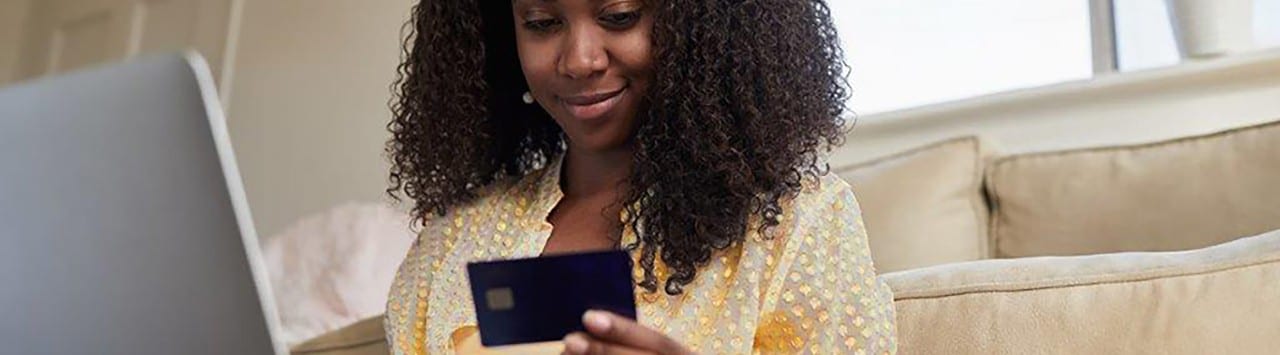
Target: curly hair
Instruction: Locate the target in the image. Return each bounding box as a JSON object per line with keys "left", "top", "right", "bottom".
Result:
{"left": 387, "top": 0, "right": 849, "bottom": 295}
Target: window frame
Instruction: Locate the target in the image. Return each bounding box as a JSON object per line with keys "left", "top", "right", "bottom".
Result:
{"left": 1089, "top": 0, "right": 1120, "bottom": 74}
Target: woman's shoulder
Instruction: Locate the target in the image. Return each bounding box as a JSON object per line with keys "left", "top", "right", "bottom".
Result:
{"left": 414, "top": 165, "right": 553, "bottom": 236}
{"left": 743, "top": 172, "right": 863, "bottom": 246}
{"left": 785, "top": 172, "right": 861, "bottom": 219}
{"left": 745, "top": 172, "right": 865, "bottom": 252}
{"left": 753, "top": 172, "right": 876, "bottom": 277}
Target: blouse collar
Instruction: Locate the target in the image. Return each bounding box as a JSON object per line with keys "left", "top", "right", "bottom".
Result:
{"left": 524, "top": 151, "right": 640, "bottom": 247}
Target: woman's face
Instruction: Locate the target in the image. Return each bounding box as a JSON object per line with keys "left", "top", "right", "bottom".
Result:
{"left": 512, "top": 0, "right": 654, "bottom": 153}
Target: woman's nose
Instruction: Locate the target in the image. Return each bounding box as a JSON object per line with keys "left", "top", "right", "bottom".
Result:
{"left": 559, "top": 27, "right": 609, "bottom": 80}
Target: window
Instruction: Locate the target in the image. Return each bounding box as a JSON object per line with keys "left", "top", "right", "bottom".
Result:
{"left": 829, "top": 0, "right": 1280, "bottom": 115}
{"left": 830, "top": 1, "right": 1094, "bottom": 114}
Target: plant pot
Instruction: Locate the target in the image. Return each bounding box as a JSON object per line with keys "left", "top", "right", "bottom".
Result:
{"left": 1165, "top": 0, "right": 1255, "bottom": 59}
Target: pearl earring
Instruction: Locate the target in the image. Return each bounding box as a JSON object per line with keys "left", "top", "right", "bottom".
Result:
{"left": 521, "top": 92, "right": 534, "bottom": 104}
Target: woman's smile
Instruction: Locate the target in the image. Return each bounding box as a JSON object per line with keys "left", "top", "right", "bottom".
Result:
{"left": 558, "top": 85, "right": 627, "bottom": 121}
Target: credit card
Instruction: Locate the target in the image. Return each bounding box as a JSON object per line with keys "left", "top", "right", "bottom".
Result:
{"left": 466, "top": 249, "right": 637, "bottom": 346}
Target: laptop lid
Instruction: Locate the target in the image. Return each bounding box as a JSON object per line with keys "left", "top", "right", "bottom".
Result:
{"left": 0, "top": 52, "right": 286, "bottom": 355}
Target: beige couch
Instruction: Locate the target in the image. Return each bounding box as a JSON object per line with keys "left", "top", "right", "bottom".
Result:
{"left": 294, "top": 119, "right": 1280, "bottom": 354}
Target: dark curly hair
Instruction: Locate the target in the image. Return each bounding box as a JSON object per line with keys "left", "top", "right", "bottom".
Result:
{"left": 387, "top": 0, "right": 849, "bottom": 295}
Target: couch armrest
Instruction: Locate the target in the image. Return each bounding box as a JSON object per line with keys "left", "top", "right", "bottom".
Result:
{"left": 883, "top": 229, "right": 1280, "bottom": 354}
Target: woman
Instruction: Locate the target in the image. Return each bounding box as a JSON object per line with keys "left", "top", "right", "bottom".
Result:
{"left": 384, "top": 0, "right": 897, "bottom": 353}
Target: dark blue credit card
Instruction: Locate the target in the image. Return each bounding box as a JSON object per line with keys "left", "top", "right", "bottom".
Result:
{"left": 466, "top": 250, "right": 637, "bottom": 347}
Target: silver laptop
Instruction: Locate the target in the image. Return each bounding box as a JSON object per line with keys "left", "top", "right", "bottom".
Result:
{"left": 0, "top": 52, "right": 286, "bottom": 355}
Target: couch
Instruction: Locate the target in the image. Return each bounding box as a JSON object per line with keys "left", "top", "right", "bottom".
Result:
{"left": 285, "top": 118, "right": 1280, "bottom": 354}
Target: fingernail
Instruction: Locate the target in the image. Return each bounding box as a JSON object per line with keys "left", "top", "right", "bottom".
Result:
{"left": 563, "top": 333, "right": 588, "bottom": 354}
{"left": 584, "top": 310, "right": 611, "bottom": 331}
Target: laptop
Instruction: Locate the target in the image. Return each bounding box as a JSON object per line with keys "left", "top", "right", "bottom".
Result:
{"left": 0, "top": 52, "right": 287, "bottom": 355}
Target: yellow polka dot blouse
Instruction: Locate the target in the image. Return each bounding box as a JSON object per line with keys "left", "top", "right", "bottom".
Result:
{"left": 385, "top": 155, "right": 898, "bottom": 354}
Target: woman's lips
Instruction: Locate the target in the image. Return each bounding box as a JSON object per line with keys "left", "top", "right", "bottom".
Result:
{"left": 559, "top": 87, "right": 626, "bottom": 121}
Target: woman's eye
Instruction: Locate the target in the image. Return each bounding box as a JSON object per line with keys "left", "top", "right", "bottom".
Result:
{"left": 599, "top": 11, "right": 640, "bottom": 28}
{"left": 523, "top": 18, "right": 561, "bottom": 33}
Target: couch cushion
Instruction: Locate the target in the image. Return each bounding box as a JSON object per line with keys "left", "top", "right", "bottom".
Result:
{"left": 884, "top": 229, "right": 1280, "bottom": 355}
{"left": 291, "top": 316, "right": 387, "bottom": 355}
{"left": 987, "top": 119, "right": 1280, "bottom": 258}
{"left": 836, "top": 136, "right": 990, "bottom": 272}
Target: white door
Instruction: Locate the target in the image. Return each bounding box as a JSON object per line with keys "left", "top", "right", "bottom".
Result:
{"left": 13, "top": 0, "right": 234, "bottom": 90}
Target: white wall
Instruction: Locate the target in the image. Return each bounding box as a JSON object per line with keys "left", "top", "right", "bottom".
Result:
{"left": 0, "top": 0, "right": 33, "bottom": 85}
{"left": 226, "top": 0, "right": 413, "bottom": 237}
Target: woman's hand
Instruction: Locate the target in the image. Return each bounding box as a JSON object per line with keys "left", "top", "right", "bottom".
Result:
{"left": 561, "top": 310, "right": 694, "bottom": 355}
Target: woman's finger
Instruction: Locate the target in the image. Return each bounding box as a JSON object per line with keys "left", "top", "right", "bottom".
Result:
{"left": 580, "top": 310, "right": 689, "bottom": 354}
{"left": 562, "top": 332, "right": 652, "bottom": 355}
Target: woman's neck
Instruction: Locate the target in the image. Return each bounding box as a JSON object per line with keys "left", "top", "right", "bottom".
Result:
{"left": 561, "top": 143, "right": 633, "bottom": 198}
